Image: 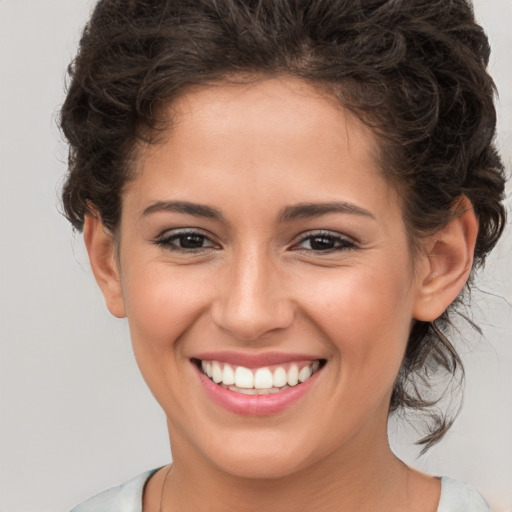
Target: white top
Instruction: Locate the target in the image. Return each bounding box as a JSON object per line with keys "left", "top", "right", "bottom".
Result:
{"left": 70, "top": 469, "right": 490, "bottom": 512}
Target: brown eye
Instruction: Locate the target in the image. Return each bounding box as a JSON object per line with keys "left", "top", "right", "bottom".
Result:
{"left": 295, "top": 232, "right": 356, "bottom": 252}
{"left": 309, "top": 235, "right": 337, "bottom": 251}
{"left": 155, "top": 230, "right": 217, "bottom": 252}
{"left": 176, "top": 233, "right": 207, "bottom": 249}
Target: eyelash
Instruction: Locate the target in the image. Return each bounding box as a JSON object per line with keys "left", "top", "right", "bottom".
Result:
{"left": 154, "top": 230, "right": 218, "bottom": 253}
{"left": 292, "top": 231, "right": 357, "bottom": 253}
{"left": 154, "top": 230, "right": 357, "bottom": 254}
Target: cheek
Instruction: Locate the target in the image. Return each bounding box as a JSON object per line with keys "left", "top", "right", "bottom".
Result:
{"left": 299, "top": 263, "right": 413, "bottom": 379}
{"left": 119, "top": 263, "right": 215, "bottom": 415}
{"left": 121, "top": 263, "right": 210, "bottom": 351}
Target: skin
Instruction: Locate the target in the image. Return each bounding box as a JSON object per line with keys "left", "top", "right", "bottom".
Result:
{"left": 84, "top": 76, "right": 478, "bottom": 511}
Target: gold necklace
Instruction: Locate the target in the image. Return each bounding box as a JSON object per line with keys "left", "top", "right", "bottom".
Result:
{"left": 159, "top": 464, "right": 173, "bottom": 512}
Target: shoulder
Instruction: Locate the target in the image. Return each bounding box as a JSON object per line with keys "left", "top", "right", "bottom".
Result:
{"left": 437, "top": 477, "right": 490, "bottom": 512}
{"left": 70, "top": 469, "right": 159, "bottom": 512}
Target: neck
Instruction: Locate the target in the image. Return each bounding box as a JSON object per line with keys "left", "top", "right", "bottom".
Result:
{"left": 160, "top": 422, "right": 419, "bottom": 512}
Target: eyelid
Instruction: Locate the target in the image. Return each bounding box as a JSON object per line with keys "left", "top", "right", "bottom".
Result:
{"left": 154, "top": 227, "right": 220, "bottom": 251}
{"left": 152, "top": 228, "right": 357, "bottom": 253}
{"left": 291, "top": 230, "right": 358, "bottom": 252}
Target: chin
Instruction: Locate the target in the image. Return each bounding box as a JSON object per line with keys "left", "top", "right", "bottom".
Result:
{"left": 211, "top": 449, "right": 311, "bottom": 480}
{"left": 194, "top": 428, "right": 327, "bottom": 481}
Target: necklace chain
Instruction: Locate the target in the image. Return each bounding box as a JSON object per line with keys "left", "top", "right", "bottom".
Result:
{"left": 158, "top": 464, "right": 173, "bottom": 512}
{"left": 156, "top": 462, "right": 415, "bottom": 511}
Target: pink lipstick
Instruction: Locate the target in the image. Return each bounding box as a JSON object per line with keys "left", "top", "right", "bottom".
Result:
{"left": 191, "top": 353, "right": 325, "bottom": 416}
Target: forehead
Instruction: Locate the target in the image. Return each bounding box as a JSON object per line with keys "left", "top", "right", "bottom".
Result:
{"left": 165, "top": 76, "right": 379, "bottom": 165}
{"left": 126, "top": 77, "right": 400, "bottom": 224}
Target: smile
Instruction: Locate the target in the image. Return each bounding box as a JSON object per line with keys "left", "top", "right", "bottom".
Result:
{"left": 198, "top": 359, "right": 323, "bottom": 395}
{"left": 192, "top": 356, "right": 326, "bottom": 415}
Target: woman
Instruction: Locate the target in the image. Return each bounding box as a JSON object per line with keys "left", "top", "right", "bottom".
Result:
{"left": 61, "top": 0, "right": 506, "bottom": 510}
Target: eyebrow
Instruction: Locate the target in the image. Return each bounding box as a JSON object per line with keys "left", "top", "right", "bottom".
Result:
{"left": 278, "top": 202, "right": 375, "bottom": 222}
{"left": 141, "top": 200, "right": 375, "bottom": 222}
{"left": 142, "top": 201, "right": 224, "bottom": 220}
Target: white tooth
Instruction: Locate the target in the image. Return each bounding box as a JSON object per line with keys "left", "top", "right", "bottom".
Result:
{"left": 254, "top": 368, "right": 273, "bottom": 389}
{"left": 311, "top": 360, "right": 320, "bottom": 373}
{"left": 235, "top": 366, "right": 254, "bottom": 389}
{"left": 222, "top": 364, "right": 235, "bottom": 385}
{"left": 212, "top": 361, "right": 222, "bottom": 383}
{"left": 238, "top": 387, "right": 258, "bottom": 395}
{"left": 287, "top": 364, "right": 299, "bottom": 386}
{"left": 273, "top": 367, "right": 287, "bottom": 388}
{"left": 227, "top": 384, "right": 289, "bottom": 395}
{"left": 298, "top": 365, "right": 312, "bottom": 382}
{"left": 205, "top": 362, "right": 212, "bottom": 378}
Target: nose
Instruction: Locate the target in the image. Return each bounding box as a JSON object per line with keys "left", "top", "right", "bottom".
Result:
{"left": 210, "top": 249, "right": 294, "bottom": 341}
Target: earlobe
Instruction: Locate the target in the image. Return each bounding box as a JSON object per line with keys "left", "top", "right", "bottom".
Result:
{"left": 413, "top": 197, "right": 478, "bottom": 322}
{"left": 83, "top": 213, "right": 126, "bottom": 319}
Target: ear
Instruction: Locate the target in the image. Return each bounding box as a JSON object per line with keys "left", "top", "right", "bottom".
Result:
{"left": 83, "top": 212, "right": 126, "bottom": 318}
{"left": 413, "top": 196, "right": 478, "bottom": 321}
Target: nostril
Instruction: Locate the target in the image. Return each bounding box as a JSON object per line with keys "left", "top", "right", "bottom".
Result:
{"left": 210, "top": 298, "right": 295, "bottom": 341}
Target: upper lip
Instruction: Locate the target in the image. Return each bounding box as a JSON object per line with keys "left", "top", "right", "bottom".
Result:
{"left": 192, "top": 351, "right": 324, "bottom": 368}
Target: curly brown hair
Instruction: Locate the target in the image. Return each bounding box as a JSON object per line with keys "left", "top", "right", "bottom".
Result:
{"left": 60, "top": 0, "right": 507, "bottom": 450}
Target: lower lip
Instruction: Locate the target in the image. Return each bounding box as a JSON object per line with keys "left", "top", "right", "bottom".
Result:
{"left": 194, "top": 364, "right": 321, "bottom": 416}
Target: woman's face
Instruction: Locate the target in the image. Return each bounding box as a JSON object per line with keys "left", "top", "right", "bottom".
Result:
{"left": 111, "top": 77, "right": 428, "bottom": 478}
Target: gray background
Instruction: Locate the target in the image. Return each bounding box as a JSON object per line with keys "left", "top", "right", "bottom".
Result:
{"left": 0, "top": 0, "right": 511, "bottom": 510}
